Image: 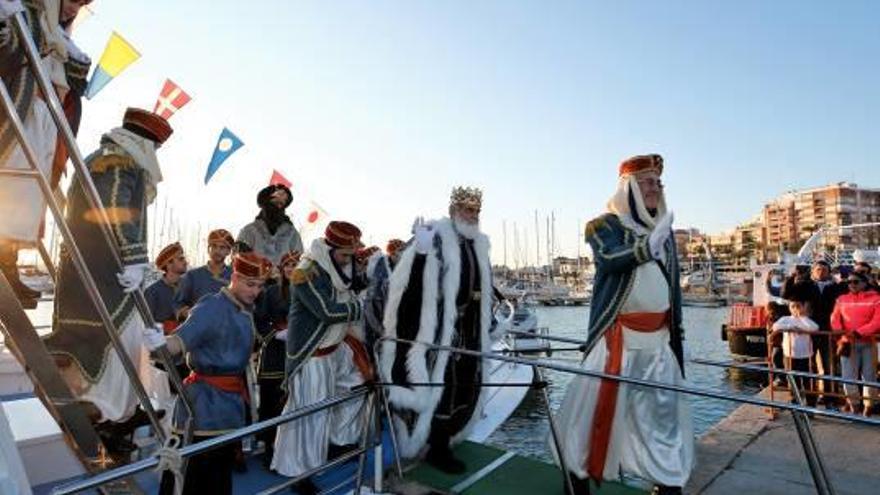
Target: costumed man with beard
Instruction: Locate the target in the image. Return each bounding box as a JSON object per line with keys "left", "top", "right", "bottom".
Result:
{"left": 553, "top": 154, "right": 693, "bottom": 495}
{"left": 0, "top": 0, "right": 92, "bottom": 308}
{"left": 237, "top": 183, "right": 303, "bottom": 266}
{"left": 144, "top": 242, "right": 187, "bottom": 334}
{"left": 43, "top": 108, "right": 173, "bottom": 443}
{"left": 142, "top": 252, "right": 273, "bottom": 495}
{"left": 174, "top": 228, "right": 234, "bottom": 318}
{"left": 253, "top": 249, "right": 300, "bottom": 467}
{"left": 380, "top": 186, "right": 503, "bottom": 473}
{"left": 272, "top": 221, "right": 372, "bottom": 495}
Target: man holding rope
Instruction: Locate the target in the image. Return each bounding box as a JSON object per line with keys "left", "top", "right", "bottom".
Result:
{"left": 554, "top": 154, "right": 693, "bottom": 495}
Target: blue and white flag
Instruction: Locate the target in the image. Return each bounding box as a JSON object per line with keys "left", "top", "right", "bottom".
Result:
{"left": 204, "top": 128, "right": 244, "bottom": 184}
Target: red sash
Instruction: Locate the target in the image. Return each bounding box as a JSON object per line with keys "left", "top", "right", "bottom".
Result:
{"left": 311, "top": 336, "right": 374, "bottom": 382}
{"left": 344, "top": 335, "right": 375, "bottom": 382}
{"left": 161, "top": 320, "right": 179, "bottom": 334}
{"left": 184, "top": 372, "right": 249, "bottom": 403}
{"left": 587, "top": 311, "right": 670, "bottom": 482}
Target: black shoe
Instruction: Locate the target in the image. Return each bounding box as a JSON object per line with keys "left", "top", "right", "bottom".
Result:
{"left": 425, "top": 446, "right": 466, "bottom": 474}
{"left": 291, "top": 477, "right": 319, "bottom": 495}
{"left": 566, "top": 472, "right": 590, "bottom": 495}
{"left": 327, "top": 442, "right": 358, "bottom": 460}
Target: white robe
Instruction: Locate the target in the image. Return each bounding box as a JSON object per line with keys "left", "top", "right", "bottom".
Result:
{"left": 554, "top": 262, "right": 694, "bottom": 486}
{"left": 271, "top": 239, "right": 367, "bottom": 477}
{"left": 0, "top": 98, "right": 57, "bottom": 242}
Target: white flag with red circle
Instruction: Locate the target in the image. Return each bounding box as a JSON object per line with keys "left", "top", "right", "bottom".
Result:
{"left": 300, "top": 201, "right": 329, "bottom": 239}
{"left": 153, "top": 79, "right": 192, "bottom": 120}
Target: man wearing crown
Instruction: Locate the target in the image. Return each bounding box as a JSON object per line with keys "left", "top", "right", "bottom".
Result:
{"left": 142, "top": 251, "right": 273, "bottom": 495}
{"left": 553, "top": 155, "right": 693, "bottom": 495}
{"left": 380, "top": 186, "right": 505, "bottom": 473}
{"left": 44, "top": 108, "right": 173, "bottom": 437}
{"left": 271, "top": 221, "right": 371, "bottom": 495}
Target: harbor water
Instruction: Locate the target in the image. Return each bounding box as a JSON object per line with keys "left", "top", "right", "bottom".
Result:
{"left": 487, "top": 306, "right": 765, "bottom": 462}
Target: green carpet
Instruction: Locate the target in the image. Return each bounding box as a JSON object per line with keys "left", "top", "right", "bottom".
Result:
{"left": 404, "top": 441, "right": 646, "bottom": 494}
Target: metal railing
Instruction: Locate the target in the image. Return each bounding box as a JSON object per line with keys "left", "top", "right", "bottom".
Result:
{"left": 765, "top": 327, "right": 879, "bottom": 416}
{"left": 51, "top": 387, "right": 374, "bottom": 494}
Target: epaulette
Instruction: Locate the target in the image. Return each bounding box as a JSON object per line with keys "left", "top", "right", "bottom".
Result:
{"left": 89, "top": 153, "right": 134, "bottom": 174}
{"left": 290, "top": 261, "right": 318, "bottom": 285}
{"left": 584, "top": 215, "right": 609, "bottom": 239}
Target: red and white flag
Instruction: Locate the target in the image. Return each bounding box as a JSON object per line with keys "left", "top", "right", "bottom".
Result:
{"left": 300, "top": 200, "right": 329, "bottom": 240}
{"left": 269, "top": 169, "right": 292, "bottom": 189}
{"left": 153, "top": 79, "right": 191, "bottom": 120}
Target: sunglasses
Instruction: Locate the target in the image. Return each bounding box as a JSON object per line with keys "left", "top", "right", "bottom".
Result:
{"left": 848, "top": 279, "right": 865, "bottom": 285}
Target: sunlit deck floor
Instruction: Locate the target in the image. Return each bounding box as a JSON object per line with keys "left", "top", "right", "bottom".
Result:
{"left": 399, "top": 441, "right": 645, "bottom": 495}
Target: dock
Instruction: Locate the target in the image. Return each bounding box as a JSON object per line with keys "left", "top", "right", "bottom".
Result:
{"left": 686, "top": 388, "right": 880, "bottom": 494}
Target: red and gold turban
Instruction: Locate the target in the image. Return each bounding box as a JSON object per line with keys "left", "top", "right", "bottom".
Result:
{"left": 232, "top": 252, "right": 273, "bottom": 279}
{"left": 155, "top": 242, "right": 183, "bottom": 270}
{"left": 619, "top": 154, "right": 663, "bottom": 177}
{"left": 207, "top": 229, "right": 235, "bottom": 249}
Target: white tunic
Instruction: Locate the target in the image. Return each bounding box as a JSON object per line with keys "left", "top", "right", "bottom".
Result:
{"left": 554, "top": 262, "right": 694, "bottom": 486}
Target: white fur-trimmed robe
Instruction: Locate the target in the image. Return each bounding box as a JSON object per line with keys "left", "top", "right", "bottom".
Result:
{"left": 380, "top": 218, "right": 501, "bottom": 459}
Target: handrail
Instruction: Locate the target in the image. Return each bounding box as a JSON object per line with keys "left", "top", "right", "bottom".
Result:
{"left": 693, "top": 357, "right": 880, "bottom": 389}
{"left": 378, "top": 336, "right": 880, "bottom": 427}
{"left": 50, "top": 387, "right": 372, "bottom": 495}
{"left": 9, "top": 12, "right": 194, "bottom": 445}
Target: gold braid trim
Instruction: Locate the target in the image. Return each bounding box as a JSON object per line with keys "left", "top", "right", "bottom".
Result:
{"left": 89, "top": 154, "right": 134, "bottom": 174}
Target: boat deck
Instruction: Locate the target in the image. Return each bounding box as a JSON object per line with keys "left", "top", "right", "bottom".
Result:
{"left": 399, "top": 440, "right": 644, "bottom": 495}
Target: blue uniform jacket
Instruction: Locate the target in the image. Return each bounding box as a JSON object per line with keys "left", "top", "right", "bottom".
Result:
{"left": 174, "top": 264, "right": 232, "bottom": 313}
{"left": 172, "top": 288, "right": 254, "bottom": 435}
{"left": 144, "top": 279, "right": 177, "bottom": 324}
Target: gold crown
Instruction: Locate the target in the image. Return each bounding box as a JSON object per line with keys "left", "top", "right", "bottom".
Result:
{"left": 450, "top": 186, "right": 483, "bottom": 209}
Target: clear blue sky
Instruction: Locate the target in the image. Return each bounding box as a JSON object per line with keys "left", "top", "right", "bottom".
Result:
{"left": 69, "top": 1, "right": 880, "bottom": 265}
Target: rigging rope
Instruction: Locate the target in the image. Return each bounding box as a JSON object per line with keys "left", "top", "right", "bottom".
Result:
{"left": 154, "top": 435, "right": 184, "bottom": 495}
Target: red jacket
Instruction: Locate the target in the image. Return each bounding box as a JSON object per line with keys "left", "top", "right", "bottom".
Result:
{"left": 831, "top": 290, "right": 880, "bottom": 342}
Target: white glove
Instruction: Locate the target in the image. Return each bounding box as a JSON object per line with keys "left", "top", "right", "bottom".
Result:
{"left": 117, "top": 263, "right": 149, "bottom": 293}
{"left": 142, "top": 324, "right": 167, "bottom": 351}
{"left": 648, "top": 211, "right": 674, "bottom": 260}
{"left": 0, "top": 1, "right": 24, "bottom": 21}
{"left": 274, "top": 329, "right": 289, "bottom": 341}
{"left": 414, "top": 222, "right": 435, "bottom": 255}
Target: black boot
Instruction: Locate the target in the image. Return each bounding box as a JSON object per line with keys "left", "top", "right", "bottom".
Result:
{"left": 566, "top": 472, "right": 591, "bottom": 495}
{"left": 425, "top": 444, "right": 466, "bottom": 474}
{"left": 0, "top": 245, "right": 40, "bottom": 308}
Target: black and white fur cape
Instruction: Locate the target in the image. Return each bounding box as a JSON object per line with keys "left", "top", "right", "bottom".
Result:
{"left": 380, "top": 217, "right": 502, "bottom": 458}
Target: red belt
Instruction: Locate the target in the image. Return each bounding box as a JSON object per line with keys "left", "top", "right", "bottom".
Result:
{"left": 184, "top": 372, "right": 249, "bottom": 403}
{"left": 587, "top": 311, "right": 670, "bottom": 482}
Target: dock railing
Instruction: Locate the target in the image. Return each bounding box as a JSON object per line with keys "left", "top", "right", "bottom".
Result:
{"left": 764, "top": 328, "right": 879, "bottom": 418}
